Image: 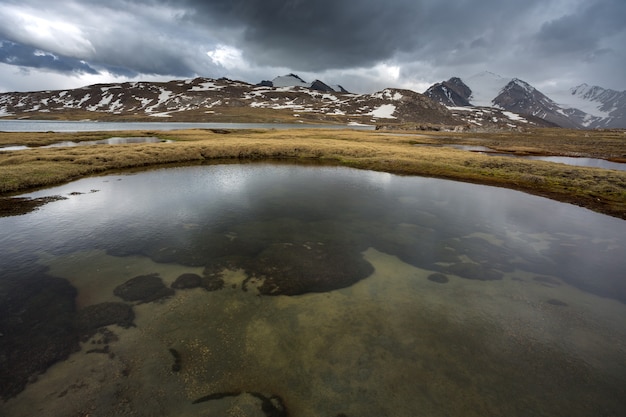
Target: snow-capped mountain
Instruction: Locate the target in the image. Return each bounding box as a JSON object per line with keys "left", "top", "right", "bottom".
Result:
{"left": 424, "top": 71, "right": 510, "bottom": 108}
{"left": 547, "top": 84, "right": 626, "bottom": 129}
{"left": 423, "top": 77, "right": 471, "bottom": 107}
{"left": 258, "top": 74, "right": 349, "bottom": 93}
{"left": 492, "top": 78, "right": 580, "bottom": 128}
{"left": 0, "top": 77, "right": 461, "bottom": 125}
{"left": 0, "top": 73, "right": 560, "bottom": 129}
{"left": 425, "top": 71, "right": 626, "bottom": 129}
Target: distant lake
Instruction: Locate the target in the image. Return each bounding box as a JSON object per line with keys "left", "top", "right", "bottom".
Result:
{"left": 0, "top": 119, "right": 374, "bottom": 132}
{"left": 1, "top": 163, "right": 625, "bottom": 417}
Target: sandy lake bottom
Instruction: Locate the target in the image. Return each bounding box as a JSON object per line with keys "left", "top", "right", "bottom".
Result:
{"left": 1, "top": 164, "right": 625, "bottom": 416}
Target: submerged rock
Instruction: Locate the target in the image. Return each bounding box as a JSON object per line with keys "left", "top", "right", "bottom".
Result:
{"left": 201, "top": 275, "right": 226, "bottom": 291}
{"left": 113, "top": 273, "right": 174, "bottom": 303}
{"left": 169, "top": 348, "right": 182, "bottom": 372}
{"left": 248, "top": 242, "right": 374, "bottom": 295}
{"left": 74, "top": 302, "right": 135, "bottom": 335}
{"left": 427, "top": 273, "right": 449, "bottom": 284}
{"left": 445, "top": 262, "right": 503, "bottom": 281}
{"left": 0, "top": 268, "right": 79, "bottom": 400}
{"left": 171, "top": 273, "right": 202, "bottom": 289}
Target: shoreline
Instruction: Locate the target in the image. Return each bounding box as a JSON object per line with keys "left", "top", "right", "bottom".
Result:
{"left": 1, "top": 128, "right": 625, "bottom": 220}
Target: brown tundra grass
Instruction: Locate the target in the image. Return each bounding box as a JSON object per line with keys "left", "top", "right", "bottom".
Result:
{"left": 1, "top": 127, "right": 625, "bottom": 219}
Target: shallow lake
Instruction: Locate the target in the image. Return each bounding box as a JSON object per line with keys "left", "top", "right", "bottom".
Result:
{"left": 1, "top": 164, "right": 625, "bottom": 417}
{"left": 0, "top": 119, "right": 374, "bottom": 132}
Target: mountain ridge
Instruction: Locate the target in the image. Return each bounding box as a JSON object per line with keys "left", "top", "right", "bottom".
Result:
{"left": 0, "top": 74, "right": 549, "bottom": 130}
{"left": 425, "top": 72, "right": 626, "bottom": 129}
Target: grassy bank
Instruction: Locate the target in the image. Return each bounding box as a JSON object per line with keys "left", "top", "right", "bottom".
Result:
{"left": 1, "top": 128, "right": 625, "bottom": 219}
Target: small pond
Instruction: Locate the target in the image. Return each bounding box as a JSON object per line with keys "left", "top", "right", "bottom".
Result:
{"left": 522, "top": 155, "right": 626, "bottom": 171}
{"left": 1, "top": 164, "right": 625, "bottom": 417}
{"left": 438, "top": 144, "right": 626, "bottom": 171}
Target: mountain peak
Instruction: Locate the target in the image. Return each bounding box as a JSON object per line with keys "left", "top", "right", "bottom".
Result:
{"left": 571, "top": 83, "right": 590, "bottom": 94}
{"left": 271, "top": 74, "right": 310, "bottom": 88}
{"left": 507, "top": 78, "right": 536, "bottom": 95}
{"left": 262, "top": 74, "right": 349, "bottom": 93}
{"left": 570, "top": 84, "right": 608, "bottom": 101}
{"left": 424, "top": 77, "right": 472, "bottom": 107}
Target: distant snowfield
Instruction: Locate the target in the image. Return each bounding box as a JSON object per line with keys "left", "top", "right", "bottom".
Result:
{"left": 545, "top": 88, "right": 611, "bottom": 119}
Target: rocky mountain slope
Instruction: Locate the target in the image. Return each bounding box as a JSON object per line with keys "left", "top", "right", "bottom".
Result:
{"left": 492, "top": 78, "right": 581, "bottom": 129}
{"left": 553, "top": 84, "right": 626, "bottom": 129}
{"left": 0, "top": 75, "right": 544, "bottom": 129}
{"left": 425, "top": 71, "right": 626, "bottom": 129}
{"left": 422, "top": 77, "right": 471, "bottom": 107}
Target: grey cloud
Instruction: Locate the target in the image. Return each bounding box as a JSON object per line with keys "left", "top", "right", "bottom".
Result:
{"left": 0, "top": 0, "right": 215, "bottom": 78}
{"left": 0, "top": 0, "right": 624, "bottom": 93}
{"left": 178, "top": 0, "right": 533, "bottom": 70}
{"left": 0, "top": 40, "right": 99, "bottom": 74}
{"left": 532, "top": 0, "right": 626, "bottom": 55}
{"left": 177, "top": 0, "right": 421, "bottom": 70}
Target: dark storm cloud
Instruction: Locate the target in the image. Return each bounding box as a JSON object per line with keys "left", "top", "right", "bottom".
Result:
{"left": 0, "top": 40, "right": 98, "bottom": 74}
{"left": 532, "top": 0, "right": 626, "bottom": 55}
{"left": 177, "top": 0, "right": 546, "bottom": 71}
{"left": 0, "top": 0, "right": 624, "bottom": 92}
{"left": 179, "top": 0, "right": 419, "bottom": 70}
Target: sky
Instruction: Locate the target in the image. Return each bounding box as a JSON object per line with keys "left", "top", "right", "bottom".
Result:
{"left": 0, "top": 0, "right": 625, "bottom": 95}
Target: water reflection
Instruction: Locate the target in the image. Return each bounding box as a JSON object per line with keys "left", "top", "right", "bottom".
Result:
{"left": 524, "top": 155, "right": 626, "bottom": 170}
{"left": 421, "top": 144, "right": 626, "bottom": 171}
{"left": 0, "top": 164, "right": 625, "bottom": 416}
{"left": 0, "top": 120, "right": 375, "bottom": 132}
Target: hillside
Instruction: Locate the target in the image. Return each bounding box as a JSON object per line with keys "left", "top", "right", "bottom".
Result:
{"left": 0, "top": 75, "right": 547, "bottom": 130}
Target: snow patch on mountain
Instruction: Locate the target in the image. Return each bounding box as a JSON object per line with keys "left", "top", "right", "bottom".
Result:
{"left": 546, "top": 85, "right": 612, "bottom": 119}
{"left": 501, "top": 111, "right": 528, "bottom": 123}
{"left": 368, "top": 104, "right": 397, "bottom": 118}
{"left": 190, "top": 81, "right": 225, "bottom": 92}
{"left": 465, "top": 71, "right": 510, "bottom": 106}
{"left": 372, "top": 89, "right": 404, "bottom": 101}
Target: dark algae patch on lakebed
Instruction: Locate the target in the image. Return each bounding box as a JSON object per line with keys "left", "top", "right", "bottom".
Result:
{"left": 0, "top": 267, "right": 78, "bottom": 400}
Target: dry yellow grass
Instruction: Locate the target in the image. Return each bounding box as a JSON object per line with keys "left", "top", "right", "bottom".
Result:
{"left": 1, "top": 128, "right": 625, "bottom": 219}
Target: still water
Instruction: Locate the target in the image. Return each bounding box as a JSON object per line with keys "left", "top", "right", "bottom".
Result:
{"left": 0, "top": 119, "right": 374, "bottom": 132}
{"left": 442, "top": 144, "right": 626, "bottom": 171}
{"left": 1, "top": 164, "right": 625, "bottom": 416}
